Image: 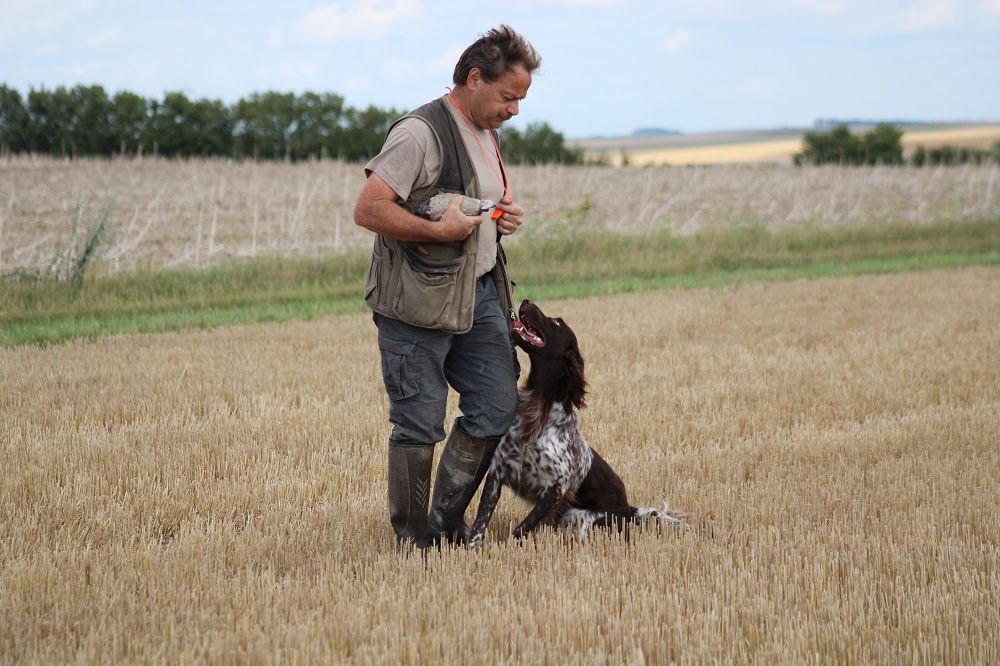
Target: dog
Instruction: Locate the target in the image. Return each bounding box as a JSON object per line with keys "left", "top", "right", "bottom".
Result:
{"left": 467, "top": 300, "right": 685, "bottom": 548}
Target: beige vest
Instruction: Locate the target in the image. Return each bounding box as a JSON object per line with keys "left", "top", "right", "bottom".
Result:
{"left": 362, "top": 97, "right": 515, "bottom": 333}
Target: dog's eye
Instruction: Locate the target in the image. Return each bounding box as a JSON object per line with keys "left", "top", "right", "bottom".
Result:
{"left": 554, "top": 319, "right": 563, "bottom": 327}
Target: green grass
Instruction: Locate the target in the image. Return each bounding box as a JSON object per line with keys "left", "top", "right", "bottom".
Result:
{"left": 3, "top": 218, "right": 1000, "bottom": 347}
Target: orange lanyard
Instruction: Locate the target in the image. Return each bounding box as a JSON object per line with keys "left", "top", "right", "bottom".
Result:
{"left": 446, "top": 92, "right": 511, "bottom": 218}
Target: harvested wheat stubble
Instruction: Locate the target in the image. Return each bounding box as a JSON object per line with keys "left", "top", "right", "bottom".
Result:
{"left": 2, "top": 268, "right": 999, "bottom": 663}
{"left": 1, "top": 157, "right": 998, "bottom": 274}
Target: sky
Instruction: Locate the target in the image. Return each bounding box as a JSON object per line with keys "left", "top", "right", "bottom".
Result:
{"left": 2, "top": 0, "right": 999, "bottom": 138}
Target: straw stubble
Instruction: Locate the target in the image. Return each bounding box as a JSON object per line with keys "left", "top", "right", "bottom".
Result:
{"left": 2, "top": 268, "right": 998, "bottom": 663}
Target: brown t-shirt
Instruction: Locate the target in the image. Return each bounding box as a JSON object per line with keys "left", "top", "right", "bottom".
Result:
{"left": 364, "top": 95, "right": 505, "bottom": 277}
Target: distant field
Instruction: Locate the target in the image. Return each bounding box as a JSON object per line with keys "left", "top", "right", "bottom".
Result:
{"left": 574, "top": 124, "right": 1000, "bottom": 166}
{"left": 2, "top": 158, "right": 998, "bottom": 275}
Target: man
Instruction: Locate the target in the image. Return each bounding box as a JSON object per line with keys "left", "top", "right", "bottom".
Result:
{"left": 354, "top": 26, "right": 541, "bottom": 549}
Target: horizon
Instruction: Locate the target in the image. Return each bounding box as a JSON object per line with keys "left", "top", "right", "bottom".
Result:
{"left": 2, "top": 1, "right": 999, "bottom": 139}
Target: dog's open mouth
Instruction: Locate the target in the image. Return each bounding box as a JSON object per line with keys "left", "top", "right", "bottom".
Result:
{"left": 512, "top": 319, "right": 545, "bottom": 348}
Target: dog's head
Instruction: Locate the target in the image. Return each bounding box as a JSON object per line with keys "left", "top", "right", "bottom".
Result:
{"left": 513, "top": 300, "right": 587, "bottom": 410}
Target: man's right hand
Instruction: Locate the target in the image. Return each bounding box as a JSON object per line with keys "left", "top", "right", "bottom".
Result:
{"left": 433, "top": 195, "right": 484, "bottom": 242}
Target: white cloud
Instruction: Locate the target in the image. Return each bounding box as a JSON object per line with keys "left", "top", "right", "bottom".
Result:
{"left": 85, "top": 27, "right": 119, "bottom": 47}
{"left": 689, "top": 0, "right": 848, "bottom": 16}
{"left": 894, "top": 0, "right": 958, "bottom": 31}
{"left": 535, "top": 0, "right": 620, "bottom": 5}
{"left": 662, "top": 28, "right": 691, "bottom": 53}
{"left": 259, "top": 62, "right": 319, "bottom": 80}
{"left": 979, "top": 0, "right": 1000, "bottom": 14}
{"left": 292, "top": 0, "right": 423, "bottom": 43}
{"left": 384, "top": 44, "right": 463, "bottom": 82}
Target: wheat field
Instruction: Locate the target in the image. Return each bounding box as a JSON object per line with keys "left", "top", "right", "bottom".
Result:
{"left": 2, "top": 267, "right": 998, "bottom": 663}
{"left": 583, "top": 125, "right": 1000, "bottom": 166}
{"left": 2, "top": 158, "right": 998, "bottom": 274}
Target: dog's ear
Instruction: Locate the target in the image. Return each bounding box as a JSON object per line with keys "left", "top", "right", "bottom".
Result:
{"left": 564, "top": 346, "right": 587, "bottom": 409}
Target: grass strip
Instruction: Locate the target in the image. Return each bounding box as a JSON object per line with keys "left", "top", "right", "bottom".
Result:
{"left": 3, "top": 219, "right": 999, "bottom": 347}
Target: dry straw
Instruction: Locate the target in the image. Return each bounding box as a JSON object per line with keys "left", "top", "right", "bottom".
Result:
{"left": 1, "top": 158, "right": 998, "bottom": 274}
{"left": 2, "top": 268, "right": 998, "bottom": 662}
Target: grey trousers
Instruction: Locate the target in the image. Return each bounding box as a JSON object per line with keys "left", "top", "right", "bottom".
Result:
{"left": 374, "top": 276, "right": 519, "bottom": 447}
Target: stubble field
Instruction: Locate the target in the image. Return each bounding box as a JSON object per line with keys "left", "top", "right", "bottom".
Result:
{"left": 2, "top": 158, "right": 998, "bottom": 274}
{"left": 3, "top": 266, "right": 998, "bottom": 663}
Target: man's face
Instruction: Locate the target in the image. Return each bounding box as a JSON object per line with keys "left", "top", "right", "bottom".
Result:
{"left": 468, "top": 63, "right": 532, "bottom": 131}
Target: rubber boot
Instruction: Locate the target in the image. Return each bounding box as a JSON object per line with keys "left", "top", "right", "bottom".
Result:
{"left": 387, "top": 444, "right": 434, "bottom": 551}
{"left": 427, "top": 424, "right": 500, "bottom": 545}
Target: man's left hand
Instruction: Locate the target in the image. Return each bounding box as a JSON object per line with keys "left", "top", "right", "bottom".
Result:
{"left": 493, "top": 196, "right": 524, "bottom": 236}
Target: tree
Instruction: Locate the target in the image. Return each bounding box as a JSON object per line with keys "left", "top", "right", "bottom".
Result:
{"left": 110, "top": 91, "right": 149, "bottom": 155}
{"left": 0, "top": 83, "right": 581, "bottom": 163}
{"left": 797, "top": 124, "right": 864, "bottom": 165}
{"left": 290, "top": 91, "right": 346, "bottom": 160}
{"left": 340, "top": 104, "right": 400, "bottom": 161}
{"left": 796, "top": 123, "right": 905, "bottom": 167}
{"left": 146, "top": 92, "right": 233, "bottom": 157}
{"left": 67, "top": 85, "right": 114, "bottom": 156}
{"left": 862, "top": 123, "right": 903, "bottom": 165}
{"left": 235, "top": 91, "right": 296, "bottom": 160}
{"left": 500, "top": 122, "right": 582, "bottom": 165}
{"left": 27, "top": 86, "right": 77, "bottom": 156}
{"left": 0, "top": 84, "right": 29, "bottom": 154}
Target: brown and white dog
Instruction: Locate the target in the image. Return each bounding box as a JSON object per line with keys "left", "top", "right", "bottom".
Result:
{"left": 467, "top": 300, "right": 685, "bottom": 547}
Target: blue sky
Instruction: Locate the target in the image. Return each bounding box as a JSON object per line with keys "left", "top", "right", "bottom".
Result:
{"left": 2, "top": 0, "right": 999, "bottom": 137}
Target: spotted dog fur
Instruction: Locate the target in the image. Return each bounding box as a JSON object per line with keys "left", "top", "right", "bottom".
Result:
{"left": 468, "top": 300, "right": 686, "bottom": 548}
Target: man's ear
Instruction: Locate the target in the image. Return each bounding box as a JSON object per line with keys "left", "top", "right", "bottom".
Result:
{"left": 467, "top": 67, "right": 482, "bottom": 91}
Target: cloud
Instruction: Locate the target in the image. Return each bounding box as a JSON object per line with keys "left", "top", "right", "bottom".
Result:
{"left": 689, "top": 0, "right": 848, "bottom": 17}
{"left": 288, "top": 0, "right": 423, "bottom": 43}
{"left": 979, "top": 0, "right": 1000, "bottom": 14}
{"left": 259, "top": 61, "right": 319, "bottom": 80}
{"left": 662, "top": 28, "right": 691, "bottom": 53}
{"left": 384, "top": 44, "right": 464, "bottom": 83}
{"left": 85, "top": 27, "right": 120, "bottom": 47}
{"left": 534, "top": 0, "right": 619, "bottom": 5}
{"left": 894, "top": 0, "right": 958, "bottom": 31}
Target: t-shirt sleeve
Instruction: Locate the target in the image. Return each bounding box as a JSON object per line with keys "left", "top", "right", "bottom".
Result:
{"left": 364, "top": 118, "right": 441, "bottom": 203}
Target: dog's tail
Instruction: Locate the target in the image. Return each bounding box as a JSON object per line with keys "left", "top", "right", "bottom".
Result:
{"left": 632, "top": 502, "right": 689, "bottom": 527}
{"left": 558, "top": 501, "right": 690, "bottom": 536}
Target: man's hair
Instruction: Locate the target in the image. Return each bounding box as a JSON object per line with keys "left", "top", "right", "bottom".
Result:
{"left": 453, "top": 25, "right": 541, "bottom": 86}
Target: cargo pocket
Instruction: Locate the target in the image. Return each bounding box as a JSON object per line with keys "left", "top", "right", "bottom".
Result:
{"left": 392, "top": 247, "right": 466, "bottom": 329}
{"left": 378, "top": 338, "right": 419, "bottom": 401}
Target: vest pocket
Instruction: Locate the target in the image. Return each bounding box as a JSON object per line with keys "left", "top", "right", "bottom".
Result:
{"left": 402, "top": 244, "right": 462, "bottom": 274}
{"left": 363, "top": 253, "right": 380, "bottom": 301}
{"left": 393, "top": 251, "right": 467, "bottom": 329}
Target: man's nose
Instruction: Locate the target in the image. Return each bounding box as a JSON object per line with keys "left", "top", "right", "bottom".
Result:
{"left": 507, "top": 100, "right": 519, "bottom": 116}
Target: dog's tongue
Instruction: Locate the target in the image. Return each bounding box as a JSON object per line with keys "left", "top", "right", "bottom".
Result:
{"left": 512, "top": 319, "right": 544, "bottom": 347}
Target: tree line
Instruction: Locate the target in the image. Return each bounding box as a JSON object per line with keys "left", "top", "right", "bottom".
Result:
{"left": 0, "top": 83, "right": 582, "bottom": 164}
{"left": 795, "top": 123, "right": 1000, "bottom": 166}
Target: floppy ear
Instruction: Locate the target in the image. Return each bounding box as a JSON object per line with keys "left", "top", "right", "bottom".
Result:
{"left": 564, "top": 346, "right": 588, "bottom": 409}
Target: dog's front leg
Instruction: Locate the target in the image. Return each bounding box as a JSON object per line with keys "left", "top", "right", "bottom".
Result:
{"left": 512, "top": 485, "right": 561, "bottom": 540}
{"left": 467, "top": 469, "right": 503, "bottom": 549}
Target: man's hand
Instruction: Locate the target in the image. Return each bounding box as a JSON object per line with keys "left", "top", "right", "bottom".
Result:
{"left": 355, "top": 173, "right": 482, "bottom": 243}
{"left": 493, "top": 195, "right": 524, "bottom": 236}
{"left": 435, "top": 195, "right": 484, "bottom": 241}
